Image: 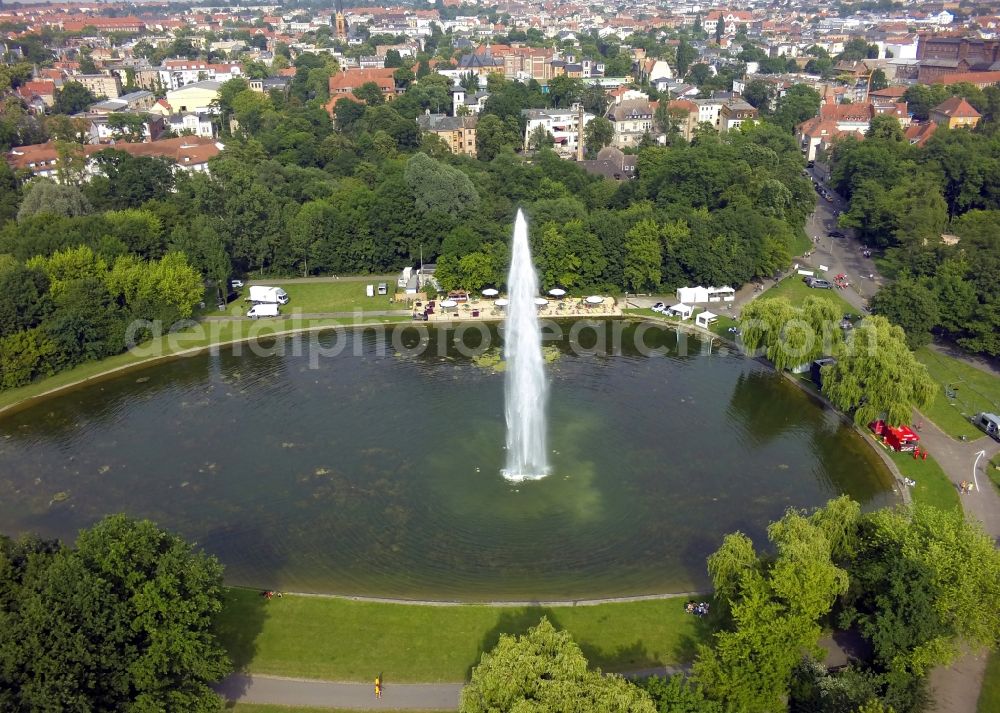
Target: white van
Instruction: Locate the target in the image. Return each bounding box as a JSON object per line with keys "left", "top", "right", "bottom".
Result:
{"left": 247, "top": 303, "right": 279, "bottom": 319}
{"left": 377, "top": 282, "right": 388, "bottom": 295}
{"left": 366, "top": 284, "right": 375, "bottom": 297}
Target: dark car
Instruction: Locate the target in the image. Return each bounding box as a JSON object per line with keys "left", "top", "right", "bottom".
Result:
{"left": 829, "top": 230, "right": 846, "bottom": 238}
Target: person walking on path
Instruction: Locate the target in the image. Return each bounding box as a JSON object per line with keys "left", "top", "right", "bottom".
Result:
{"left": 374, "top": 675, "right": 382, "bottom": 700}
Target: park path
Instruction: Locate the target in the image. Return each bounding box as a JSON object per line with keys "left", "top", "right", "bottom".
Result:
{"left": 920, "top": 418, "right": 1000, "bottom": 713}
{"left": 216, "top": 674, "right": 462, "bottom": 710}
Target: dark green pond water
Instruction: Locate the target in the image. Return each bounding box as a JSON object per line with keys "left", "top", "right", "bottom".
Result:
{"left": 0, "top": 321, "right": 895, "bottom": 600}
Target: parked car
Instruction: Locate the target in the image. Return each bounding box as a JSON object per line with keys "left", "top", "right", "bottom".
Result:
{"left": 825, "top": 194, "right": 834, "bottom": 202}
{"left": 651, "top": 302, "right": 665, "bottom": 312}
{"left": 231, "top": 279, "right": 244, "bottom": 289}
{"left": 829, "top": 230, "right": 846, "bottom": 238}
{"left": 807, "top": 279, "right": 833, "bottom": 289}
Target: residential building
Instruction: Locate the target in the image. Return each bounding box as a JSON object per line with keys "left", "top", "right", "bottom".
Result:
{"left": 16, "top": 81, "right": 56, "bottom": 109}
{"left": 166, "top": 80, "right": 223, "bottom": 114}
{"left": 166, "top": 113, "right": 216, "bottom": 138}
{"left": 719, "top": 100, "right": 758, "bottom": 133}
{"left": 86, "top": 113, "right": 164, "bottom": 143}
{"left": 248, "top": 77, "right": 293, "bottom": 94}
{"left": 929, "top": 96, "right": 981, "bottom": 129}
{"left": 416, "top": 113, "right": 478, "bottom": 157}
{"left": 694, "top": 98, "right": 725, "bottom": 129}
{"left": 450, "top": 86, "right": 489, "bottom": 115}
{"left": 457, "top": 51, "right": 504, "bottom": 77}
{"left": 89, "top": 90, "right": 156, "bottom": 114}
{"left": 328, "top": 68, "right": 400, "bottom": 102}
{"left": 607, "top": 99, "right": 655, "bottom": 147}
{"left": 578, "top": 146, "right": 637, "bottom": 180}
{"left": 6, "top": 136, "right": 223, "bottom": 181}
{"left": 905, "top": 121, "right": 938, "bottom": 146}
{"left": 75, "top": 73, "right": 122, "bottom": 99}
{"left": 503, "top": 47, "right": 555, "bottom": 82}
{"left": 666, "top": 98, "right": 699, "bottom": 141}
{"left": 522, "top": 106, "right": 594, "bottom": 158}
{"left": 158, "top": 60, "right": 243, "bottom": 91}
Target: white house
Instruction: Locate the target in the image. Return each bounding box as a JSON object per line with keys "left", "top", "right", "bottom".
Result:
{"left": 166, "top": 112, "right": 216, "bottom": 138}
{"left": 521, "top": 105, "right": 594, "bottom": 157}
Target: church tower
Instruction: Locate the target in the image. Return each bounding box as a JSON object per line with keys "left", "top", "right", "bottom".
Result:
{"left": 334, "top": 0, "right": 347, "bottom": 40}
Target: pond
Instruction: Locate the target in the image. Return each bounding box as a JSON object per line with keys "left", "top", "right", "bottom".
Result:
{"left": 0, "top": 321, "right": 895, "bottom": 600}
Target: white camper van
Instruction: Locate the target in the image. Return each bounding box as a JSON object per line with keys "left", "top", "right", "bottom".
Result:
{"left": 247, "top": 303, "right": 279, "bottom": 319}
{"left": 366, "top": 284, "right": 375, "bottom": 297}
{"left": 248, "top": 286, "right": 289, "bottom": 305}
{"left": 377, "top": 282, "right": 388, "bottom": 295}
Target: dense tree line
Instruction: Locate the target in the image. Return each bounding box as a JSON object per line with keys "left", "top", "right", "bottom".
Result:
{"left": 0, "top": 516, "right": 231, "bottom": 711}
{"left": 460, "top": 498, "right": 1000, "bottom": 713}
{"left": 831, "top": 110, "right": 1000, "bottom": 355}
{"left": 0, "top": 58, "right": 815, "bottom": 391}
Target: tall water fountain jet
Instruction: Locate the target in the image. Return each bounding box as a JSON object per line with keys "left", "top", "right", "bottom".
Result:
{"left": 502, "top": 210, "right": 550, "bottom": 481}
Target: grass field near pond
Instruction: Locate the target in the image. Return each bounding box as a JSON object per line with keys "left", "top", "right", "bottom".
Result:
{"left": 915, "top": 347, "right": 1000, "bottom": 441}
{"left": 979, "top": 650, "right": 1000, "bottom": 713}
{"left": 215, "top": 589, "right": 710, "bottom": 683}
{"left": 759, "top": 276, "right": 857, "bottom": 313}
{"left": 211, "top": 281, "right": 402, "bottom": 317}
{"left": 883, "top": 448, "right": 960, "bottom": 511}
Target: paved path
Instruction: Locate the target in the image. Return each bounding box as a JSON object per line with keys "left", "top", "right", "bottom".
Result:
{"left": 919, "top": 418, "right": 1000, "bottom": 713}
{"left": 216, "top": 674, "right": 462, "bottom": 710}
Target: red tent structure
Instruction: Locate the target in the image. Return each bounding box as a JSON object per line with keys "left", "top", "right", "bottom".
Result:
{"left": 869, "top": 420, "right": 920, "bottom": 452}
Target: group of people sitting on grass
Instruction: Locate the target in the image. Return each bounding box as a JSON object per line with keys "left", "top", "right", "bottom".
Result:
{"left": 685, "top": 601, "right": 710, "bottom": 617}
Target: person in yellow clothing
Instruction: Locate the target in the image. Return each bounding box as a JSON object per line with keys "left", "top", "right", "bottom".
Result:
{"left": 375, "top": 675, "right": 382, "bottom": 699}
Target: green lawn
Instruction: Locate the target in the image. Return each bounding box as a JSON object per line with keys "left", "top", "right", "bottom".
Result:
{"left": 0, "top": 316, "right": 408, "bottom": 412}
{"left": 215, "top": 589, "right": 710, "bottom": 683}
{"left": 624, "top": 309, "right": 738, "bottom": 339}
{"left": 979, "top": 650, "right": 1000, "bottom": 713}
{"left": 914, "top": 347, "right": 1000, "bottom": 440}
{"left": 228, "top": 706, "right": 453, "bottom": 713}
{"left": 882, "top": 448, "right": 960, "bottom": 510}
{"left": 212, "top": 281, "right": 403, "bottom": 316}
{"left": 758, "top": 276, "right": 856, "bottom": 313}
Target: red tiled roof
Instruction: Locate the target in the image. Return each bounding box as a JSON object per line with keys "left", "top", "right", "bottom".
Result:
{"left": 905, "top": 121, "right": 938, "bottom": 146}
{"left": 934, "top": 70, "right": 1000, "bottom": 87}
{"left": 932, "top": 95, "right": 981, "bottom": 117}
{"left": 6, "top": 136, "right": 222, "bottom": 174}
{"left": 328, "top": 67, "right": 396, "bottom": 95}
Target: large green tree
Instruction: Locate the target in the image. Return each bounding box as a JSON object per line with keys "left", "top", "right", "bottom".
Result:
{"left": 461, "top": 618, "right": 656, "bottom": 713}
{"left": 53, "top": 81, "right": 98, "bottom": 114}
{"left": 0, "top": 516, "right": 231, "bottom": 711}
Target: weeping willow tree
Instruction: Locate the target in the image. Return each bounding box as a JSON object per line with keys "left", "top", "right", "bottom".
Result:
{"left": 741, "top": 299, "right": 933, "bottom": 426}
{"left": 821, "top": 316, "right": 935, "bottom": 426}
{"left": 740, "top": 296, "right": 843, "bottom": 372}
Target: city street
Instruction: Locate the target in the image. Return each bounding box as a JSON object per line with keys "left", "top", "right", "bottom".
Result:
{"left": 803, "top": 166, "right": 881, "bottom": 312}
